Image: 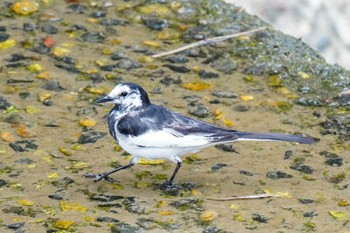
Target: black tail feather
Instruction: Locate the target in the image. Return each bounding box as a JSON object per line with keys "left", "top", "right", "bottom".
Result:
{"left": 234, "top": 131, "right": 314, "bottom": 144}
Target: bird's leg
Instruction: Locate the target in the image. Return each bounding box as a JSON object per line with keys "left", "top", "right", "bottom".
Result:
{"left": 164, "top": 161, "right": 182, "bottom": 186}
{"left": 84, "top": 161, "right": 135, "bottom": 183}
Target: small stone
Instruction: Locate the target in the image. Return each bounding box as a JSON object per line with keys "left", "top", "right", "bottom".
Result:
{"left": 325, "top": 158, "right": 343, "bottom": 167}
{"left": 188, "top": 104, "right": 209, "bottom": 118}
{"left": 319, "top": 151, "right": 339, "bottom": 159}
{"left": 0, "top": 33, "right": 10, "bottom": 42}
{"left": 41, "top": 81, "right": 65, "bottom": 91}
{"left": 80, "top": 32, "right": 106, "bottom": 43}
{"left": 142, "top": 17, "right": 168, "bottom": 31}
{"left": 41, "top": 24, "right": 59, "bottom": 34}
{"left": 77, "top": 130, "right": 107, "bottom": 144}
{"left": 203, "top": 226, "right": 221, "bottom": 233}
{"left": 4, "top": 113, "right": 24, "bottom": 124}
{"left": 266, "top": 171, "right": 292, "bottom": 179}
{"left": 290, "top": 164, "right": 314, "bottom": 174}
{"left": 215, "top": 143, "right": 238, "bottom": 153}
{"left": 211, "top": 163, "right": 228, "bottom": 172}
{"left": 212, "top": 90, "right": 237, "bottom": 98}
{"left": 0, "top": 179, "right": 7, "bottom": 187}
{"left": 15, "top": 157, "right": 34, "bottom": 164}
{"left": 199, "top": 70, "right": 219, "bottom": 79}
{"left": 111, "top": 222, "right": 139, "bottom": 233}
{"left": 116, "top": 58, "right": 142, "bottom": 70}
{"left": 96, "top": 217, "right": 120, "bottom": 223}
{"left": 283, "top": 150, "right": 294, "bottom": 159}
{"left": 303, "top": 211, "right": 318, "bottom": 218}
{"left": 9, "top": 140, "right": 38, "bottom": 152}
{"left": 233, "top": 105, "right": 251, "bottom": 112}
{"left": 211, "top": 58, "right": 237, "bottom": 74}
{"left": 100, "top": 18, "right": 127, "bottom": 26}
{"left": 160, "top": 76, "right": 182, "bottom": 86}
{"left": 299, "top": 198, "right": 315, "bottom": 204}
{"left": 239, "top": 170, "right": 253, "bottom": 176}
{"left": 252, "top": 213, "right": 268, "bottom": 223}
{"left": 90, "top": 11, "right": 106, "bottom": 18}
{"left": 23, "top": 22, "right": 38, "bottom": 31}
{"left": 7, "top": 222, "right": 25, "bottom": 230}
{"left": 0, "top": 96, "right": 11, "bottom": 109}
{"left": 163, "top": 64, "right": 190, "bottom": 73}
{"left": 110, "top": 51, "right": 127, "bottom": 60}
{"left": 165, "top": 56, "right": 189, "bottom": 64}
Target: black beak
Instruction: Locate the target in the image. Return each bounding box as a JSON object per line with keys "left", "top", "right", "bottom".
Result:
{"left": 95, "top": 95, "right": 113, "bottom": 104}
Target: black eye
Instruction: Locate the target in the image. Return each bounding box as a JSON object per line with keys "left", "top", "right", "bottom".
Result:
{"left": 120, "top": 91, "right": 128, "bottom": 97}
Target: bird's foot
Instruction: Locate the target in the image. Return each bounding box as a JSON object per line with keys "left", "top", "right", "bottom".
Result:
{"left": 158, "top": 180, "right": 181, "bottom": 196}
{"left": 84, "top": 172, "right": 118, "bottom": 183}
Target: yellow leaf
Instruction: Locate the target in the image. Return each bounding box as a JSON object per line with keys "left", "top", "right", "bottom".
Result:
{"left": 52, "top": 47, "right": 70, "bottom": 57}
{"left": 155, "top": 200, "right": 167, "bottom": 208}
{"left": 143, "top": 41, "right": 161, "bottom": 48}
{"left": 53, "top": 219, "right": 75, "bottom": 229}
{"left": 181, "top": 82, "right": 212, "bottom": 91}
{"left": 138, "top": 4, "right": 170, "bottom": 16}
{"left": 12, "top": 0, "right": 39, "bottom": 15}
{"left": 298, "top": 71, "right": 311, "bottom": 79}
{"left": 138, "top": 158, "right": 164, "bottom": 165}
{"left": 17, "top": 199, "right": 34, "bottom": 206}
{"left": 200, "top": 210, "right": 217, "bottom": 222}
{"left": 79, "top": 118, "right": 97, "bottom": 127}
{"left": 36, "top": 71, "right": 49, "bottom": 79}
{"left": 329, "top": 211, "right": 348, "bottom": 221}
{"left": 25, "top": 105, "right": 40, "bottom": 114}
{"left": 59, "top": 147, "right": 72, "bottom": 156}
{"left": 26, "top": 63, "right": 43, "bottom": 72}
{"left": 38, "top": 92, "right": 52, "bottom": 102}
{"left": 158, "top": 210, "right": 174, "bottom": 215}
{"left": 240, "top": 95, "right": 254, "bottom": 101}
{"left": 0, "top": 39, "right": 16, "bottom": 49}
{"left": 1, "top": 132, "right": 14, "bottom": 142}
{"left": 59, "top": 201, "right": 88, "bottom": 213}
{"left": 338, "top": 200, "right": 350, "bottom": 207}
{"left": 233, "top": 214, "right": 246, "bottom": 222}
{"left": 47, "top": 172, "right": 59, "bottom": 179}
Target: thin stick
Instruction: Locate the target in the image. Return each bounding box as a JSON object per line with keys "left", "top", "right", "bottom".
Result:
{"left": 152, "top": 27, "right": 266, "bottom": 58}
{"left": 207, "top": 193, "right": 274, "bottom": 201}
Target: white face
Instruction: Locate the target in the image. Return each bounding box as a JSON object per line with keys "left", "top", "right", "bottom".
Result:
{"left": 107, "top": 84, "right": 143, "bottom": 110}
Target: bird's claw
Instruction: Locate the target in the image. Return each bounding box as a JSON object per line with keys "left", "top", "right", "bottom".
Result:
{"left": 84, "top": 173, "right": 118, "bottom": 183}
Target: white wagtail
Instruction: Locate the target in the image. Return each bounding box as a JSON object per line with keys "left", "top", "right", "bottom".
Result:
{"left": 85, "top": 82, "right": 314, "bottom": 185}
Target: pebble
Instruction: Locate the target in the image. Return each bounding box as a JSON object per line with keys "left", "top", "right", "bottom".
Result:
{"left": 110, "top": 51, "right": 127, "bottom": 60}
{"left": 303, "top": 211, "right": 318, "bottom": 218}
{"left": 7, "top": 222, "right": 25, "bottom": 230}
{"left": 4, "top": 113, "right": 24, "bottom": 124}
{"left": 77, "top": 130, "right": 107, "bottom": 144}
{"left": 163, "top": 64, "right": 190, "bottom": 73}
{"left": 116, "top": 58, "right": 142, "bottom": 70}
{"left": 66, "top": 3, "right": 88, "bottom": 13}
{"left": 9, "top": 140, "right": 38, "bottom": 152}
{"left": 51, "top": 177, "right": 74, "bottom": 188}
{"left": 188, "top": 104, "right": 209, "bottom": 118}
{"left": 199, "top": 70, "right": 219, "bottom": 79}
{"left": 41, "top": 81, "right": 65, "bottom": 91}
{"left": 80, "top": 32, "right": 106, "bottom": 43}
{"left": 0, "top": 96, "right": 12, "bottom": 109}
{"left": 203, "top": 226, "right": 221, "bottom": 233}
{"left": 55, "top": 63, "right": 81, "bottom": 73}
{"left": 96, "top": 217, "right": 120, "bottom": 223}
{"left": 325, "top": 158, "right": 343, "bottom": 167}
{"left": 239, "top": 170, "right": 253, "bottom": 176}
{"left": 211, "top": 58, "right": 237, "bottom": 74}
{"left": 111, "top": 222, "right": 139, "bottom": 233}
{"left": 283, "top": 150, "right": 294, "bottom": 159}
{"left": 299, "top": 198, "right": 315, "bottom": 204}
{"left": 165, "top": 56, "right": 189, "bottom": 64}
{"left": 215, "top": 143, "right": 238, "bottom": 153}
{"left": 23, "top": 22, "right": 38, "bottom": 31}
{"left": 41, "top": 24, "right": 59, "bottom": 34}
{"left": 266, "top": 171, "right": 292, "bottom": 179}
{"left": 212, "top": 90, "right": 237, "bottom": 98}
{"left": 160, "top": 76, "right": 182, "bottom": 85}
{"left": 0, "top": 32, "right": 10, "bottom": 42}
{"left": 19, "top": 92, "right": 31, "bottom": 99}
{"left": 100, "top": 18, "right": 127, "bottom": 26}
{"left": 0, "top": 179, "right": 7, "bottom": 188}
{"left": 211, "top": 163, "right": 228, "bottom": 171}
{"left": 252, "top": 213, "right": 268, "bottom": 223}
{"left": 233, "top": 105, "right": 251, "bottom": 112}
{"left": 90, "top": 11, "right": 106, "bottom": 18}
{"left": 290, "top": 164, "right": 314, "bottom": 174}
{"left": 142, "top": 17, "right": 168, "bottom": 31}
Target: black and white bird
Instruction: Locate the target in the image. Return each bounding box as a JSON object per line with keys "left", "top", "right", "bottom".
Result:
{"left": 85, "top": 82, "right": 314, "bottom": 185}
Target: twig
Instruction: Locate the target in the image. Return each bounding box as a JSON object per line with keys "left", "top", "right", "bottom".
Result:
{"left": 207, "top": 193, "right": 274, "bottom": 201}
{"left": 152, "top": 27, "right": 266, "bottom": 58}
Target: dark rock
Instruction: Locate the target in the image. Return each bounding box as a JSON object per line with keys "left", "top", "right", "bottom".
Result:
{"left": 211, "top": 58, "right": 237, "bottom": 74}
{"left": 7, "top": 79, "right": 34, "bottom": 84}
{"left": 188, "top": 104, "right": 209, "bottom": 118}
{"left": 111, "top": 222, "right": 139, "bottom": 233}
{"left": 266, "top": 171, "right": 292, "bottom": 179}
{"left": 233, "top": 105, "right": 251, "bottom": 112}
{"left": 290, "top": 164, "right": 314, "bottom": 174}
{"left": 96, "top": 217, "right": 120, "bottom": 223}
{"left": 67, "top": 3, "right": 88, "bottom": 13}
{"left": 183, "top": 95, "right": 202, "bottom": 105}
{"left": 4, "top": 113, "right": 24, "bottom": 124}
{"left": 165, "top": 56, "right": 189, "bottom": 64}
{"left": 123, "top": 198, "right": 145, "bottom": 214}
{"left": 0, "top": 26, "right": 5, "bottom": 31}
{"left": 252, "top": 213, "right": 268, "bottom": 223}
{"left": 0, "top": 96, "right": 11, "bottom": 109}
{"left": 0, "top": 179, "right": 7, "bottom": 187}
{"left": 283, "top": 150, "right": 294, "bottom": 159}
{"left": 100, "top": 18, "right": 127, "bottom": 26}
{"left": 160, "top": 76, "right": 182, "bottom": 85}
{"left": 8, "top": 53, "right": 26, "bottom": 62}
{"left": 299, "top": 198, "right": 315, "bottom": 204}
{"left": 325, "top": 158, "right": 343, "bottom": 167}
{"left": 212, "top": 90, "right": 237, "bottom": 98}
{"left": 19, "top": 92, "right": 31, "bottom": 99}
{"left": 203, "top": 226, "right": 221, "bottom": 233}
{"left": 215, "top": 143, "right": 238, "bottom": 153}
{"left": 136, "top": 218, "right": 157, "bottom": 230}
{"left": 90, "top": 11, "right": 106, "bottom": 18}
{"left": 9, "top": 140, "right": 38, "bottom": 152}
{"left": 211, "top": 163, "right": 228, "bottom": 171}
{"left": 0, "top": 32, "right": 10, "bottom": 42}
{"left": 100, "top": 64, "right": 117, "bottom": 71}
{"left": 239, "top": 170, "right": 253, "bottom": 176}
{"left": 41, "top": 81, "right": 65, "bottom": 91}
{"left": 78, "top": 130, "right": 107, "bottom": 144}
{"left": 15, "top": 157, "right": 34, "bottom": 164}
{"left": 54, "top": 63, "right": 81, "bottom": 73}
{"left": 89, "top": 193, "right": 124, "bottom": 202}
{"left": 43, "top": 99, "right": 53, "bottom": 106}
{"left": 295, "top": 98, "right": 322, "bottom": 107}
{"left": 111, "top": 51, "right": 127, "bottom": 60}
{"left": 30, "top": 44, "right": 51, "bottom": 54}
{"left": 23, "top": 22, "right": 38, "bottom": 31}
{"left": 41, "top": 23, "right": 59, "bottom": 34}
{"left": 7, "top": 222, "right": 25, "bottom": 230}
{"left": 80, "top": 32, "right": 106, "bottom": 43}
{"left": 163, "top": 64, "right": 190, "bottom": 73}
{"left": 142, "top": 17, "right": 168, "bottom": 31}
{"left": 199, "top": 70, "right": 219, "bottom": 79}
{"left": 303, "top": 211, "right": 318, "bottom": 218}
{"left": 319, "top": 151, "right": 339, "bottom": 159}
{"left": 48, "top": 189, "right": 66, "bottom": 200}
{"left": 209, "top": 99, "right": 220, "bottom": 104}
{"left": 116, "top": 59, "right": 142, "bottom": 70}
{"left": 169, "top": 198, "right": 199, "bottom": 210}
{"left": 51, "top": 177, "right": 75, "bottom": 188}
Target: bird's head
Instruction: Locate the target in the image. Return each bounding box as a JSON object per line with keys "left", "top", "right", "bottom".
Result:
{"left": 95, "top": 82, "right": 151, "bottom": 110}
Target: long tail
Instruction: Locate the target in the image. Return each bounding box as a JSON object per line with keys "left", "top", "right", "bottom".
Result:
{"left": 233, "top": 131, "right": 314, "bottom": 144}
